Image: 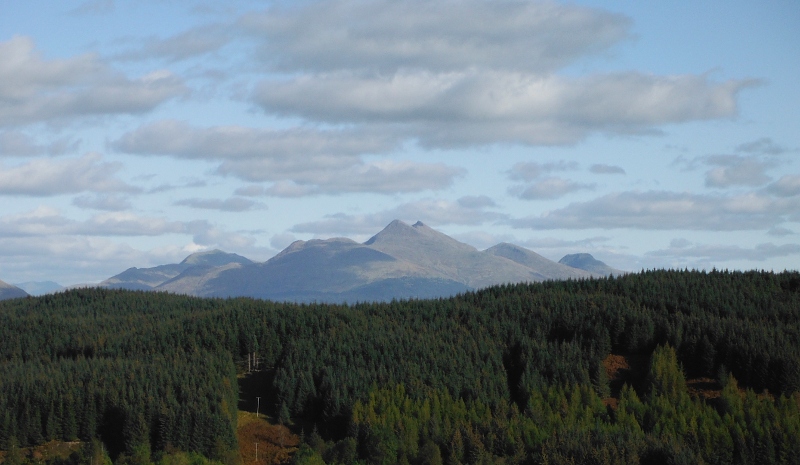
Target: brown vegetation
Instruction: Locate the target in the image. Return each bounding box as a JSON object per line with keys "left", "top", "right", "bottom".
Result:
{"left": 602, "top": 353, "right": 725, "bottom": 408}
{"left": 0, "top": 440, "right": 81, "bottom": 464}
{"left": 686, "top": 377, "right": 723, "bottom": 400}
{"left": 237, "top": 412, "right": 299, "bottom": 465}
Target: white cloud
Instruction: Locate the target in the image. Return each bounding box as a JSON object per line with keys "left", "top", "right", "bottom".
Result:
{"left": 507, "top": 161, "right": 578, "bottom": 182}
{"left": 0, "top": 36, "right": 185, "bottom": 126}
{"left": 270, "top": 232, "right": 297, "bottom": 251}
{"left": 507, "top": 162, "right": 592, "bottom": 200}
{"left": 233, "top": 185, "right": 267, "bottom": 197}
{"left": 218, "top": 158, "right": 465, "bottom": 194}
{"left": 590, "top": 164, "right": 626, "bottom": 175}
{"left": 703, "top": 154, "right": 774, "bottom": 188}
{"left": 647, "top": 241, "right": 800, "bottom": 263}
{"left": 767, "top": 175, "right": 800, "bottom": 197}
{"left": 520, "top": 236, "right": 611, "bottom": 250}
{"left": 262, "top": 182, "right": 318, "bottom": 198}
{"left": 0, "top": 207, "right": 199, "bottom": 238}
{"left": 114, "top": 119, "right": 392, "bottom": 160}
{"left": 458, "top": 195, "right": 497, "bottom": 209}
{"left": 735, "top": 137, "right": 790, "bottom": 155}
{"left": 511, "top": 177, "right": 595, "bottom": 200}
{"left": 0, "top": 131, "right": 77, "bottom": 157}
{"left": 115, "top": 24, "right": 232, "bottom": 62}
{"left": 69, "top": 0, "right": 115, "bottom": 16}
{"left": 0, "top": 235, "right": 151, "bottom": 285}
{"left": 291, "top": 197, "right": 506, "bottom": 236}
{"left": 768, "top": 226, "right": 794, "bottom": 237}
{"left": 174, "top": 196, "right": 265, "bottom": 212}
{"left": 72, "top": 193, "right": 132, "bottom": 211}
{"left": 114, "top": 121, "right": 464, "bottom": 194}
{"left": 0, "top": 153, "right": 137, "bottom": 196}
{"left": 84, "top": 212, "right": 187, "bottom": 236}
{"left": 241, "top": 0, "right": 631, "bottom": 73}
{"left": 35, "top": 215, "right": 264, "bottom": 259}
{"left": 187, "top": 220, "right": 257, "bottom": 250}
{"left": 510, "top": 190, "right": 800, "bottom": 231}
{"left": 238, "top": 0, "right": 754, "bottom": 148}
{"left": 253, "top": 70, "right": 753, "bottom": 147}
{"left": 669, "top": 238, "right": 692, "bottom": 249}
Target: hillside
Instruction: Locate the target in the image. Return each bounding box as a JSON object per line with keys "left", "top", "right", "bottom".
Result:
{"left": 1, "top": 270, "right": 799, "bottom": 464}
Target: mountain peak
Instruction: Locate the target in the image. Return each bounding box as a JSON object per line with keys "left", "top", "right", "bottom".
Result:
{"left": 559, "top": 253, "right": 604, "bottom": 268}
{"left": 181, "top": 249, "right": 252, "bottom": 267}
{"left": 365, "top": 220, "right": 416, "bottom": 245}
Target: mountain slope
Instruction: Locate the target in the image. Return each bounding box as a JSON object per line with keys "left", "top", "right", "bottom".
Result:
{"left": 0, "top": 279, "right": 29, "bottom": 300}
{"left": 559, "top": 253, "right": 625, "bottom": 277}
{"left": 365, "top": 221, "right": 544, "bottom": 289}
{"left": 99, "top": 249, "right": 252, "bottom": 291}
{"left": 484, "top": 243, "right": 595, "bottom": 281}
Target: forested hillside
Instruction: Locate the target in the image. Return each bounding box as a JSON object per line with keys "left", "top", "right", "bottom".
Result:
{"left": 1, "top": 269, "right": 799, "bottom": 465}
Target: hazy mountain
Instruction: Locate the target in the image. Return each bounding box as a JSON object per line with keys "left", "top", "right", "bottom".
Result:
{"left": 158, "top": 235, "right": 464, "bottom": 301}
{"left": 484, "top": 243, "right": 594, "bottom": 281}
{"left": 15, "top": 281, "right": 64, "bottom": 296}
{"left": 99, "top": 250, "right": 252, "bottom": 291}
{"left": 153, "top": 221, "right": 612, "bottom": 302}
{"left": 559, "top": 253, "right": 625, "bottom": 276}
{"left": 366, "top": 221, "right": 548, "bottom": 289}
{"left": 0, "top": 279, "right": 29, "bottom": 300}
{"left": 95, "top": 221, "right": 623, "bottom": 302}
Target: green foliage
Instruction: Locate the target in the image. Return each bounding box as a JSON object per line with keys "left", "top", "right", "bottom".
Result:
{"left": 291, "top": 444, "right": 325, "bottom": 465}
{"left": 156, "top": 450, "right": 224, "bottom": 465}
{"left": 1, "top": 270, "right": 800, "bottom": 464}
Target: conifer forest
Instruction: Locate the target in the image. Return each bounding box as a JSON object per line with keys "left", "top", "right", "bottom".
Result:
{"left": 1, "top": 269, "right": 800, "bottom": 465}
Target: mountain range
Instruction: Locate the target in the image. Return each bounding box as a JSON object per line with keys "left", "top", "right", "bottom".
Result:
{"left": 97, "top": 220, "right": 624, "bottom": 302}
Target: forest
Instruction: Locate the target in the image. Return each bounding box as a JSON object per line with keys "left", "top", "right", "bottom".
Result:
{"left": 0, "top": 269, "right": 799, "bottom": 465}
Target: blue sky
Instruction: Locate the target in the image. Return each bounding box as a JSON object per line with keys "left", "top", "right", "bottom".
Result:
{"left": 1, "top": 0, "right": 798, "bottom": 286}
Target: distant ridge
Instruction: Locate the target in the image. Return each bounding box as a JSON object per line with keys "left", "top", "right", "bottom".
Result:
{"left": 0, "top": 279, "right": 29, "bottom": 300}
{"left": 485, "top": 243, "right": 593, "bottom": 281}
{"left": 559, "top": 253, "right": 625, "bottom": 276}
{"left": 97, "top": 221, "right": 624, "bottom": 302}
{"left": 99, "top": 249, "right": 252, "bottom": 291}
{"left": 14, "top": 281, "right": 64, "bottom": 296}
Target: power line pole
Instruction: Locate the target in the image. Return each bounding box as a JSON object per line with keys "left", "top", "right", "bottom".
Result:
{"left": 256, "top": 396, "right": 261, "bottom": 418}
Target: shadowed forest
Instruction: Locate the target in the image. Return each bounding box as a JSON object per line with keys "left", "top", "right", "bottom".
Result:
{"left": 1, "top": 269, "right": 799, "bottom": 465}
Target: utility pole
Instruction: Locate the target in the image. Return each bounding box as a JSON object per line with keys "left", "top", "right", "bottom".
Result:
{"left": 256, "top": 396, "right": 261, "bottom": 418}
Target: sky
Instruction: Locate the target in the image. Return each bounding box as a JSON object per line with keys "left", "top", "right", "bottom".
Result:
{"left": 0, "top": 0, "right": 799, "bottom": 286}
